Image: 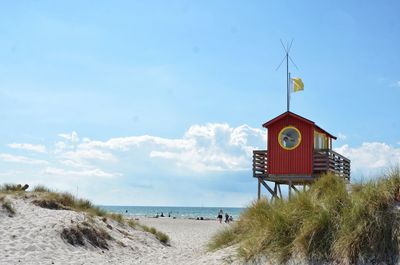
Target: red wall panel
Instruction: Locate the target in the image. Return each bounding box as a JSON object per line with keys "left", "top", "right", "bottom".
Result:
{"left": 267, "top": 115, "right": 313, "bottom": 175}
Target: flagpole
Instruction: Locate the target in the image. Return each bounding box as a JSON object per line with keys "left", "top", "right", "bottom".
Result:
{"left": 288, "top": 72, "right": 291, "bottom": 112}
{"left": 286, "top": 52, "right": 290, "bottom": 112}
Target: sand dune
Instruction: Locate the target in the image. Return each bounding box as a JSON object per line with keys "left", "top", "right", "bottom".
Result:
{"left": 0, "top": 194, "right": 239, "bottom": 265}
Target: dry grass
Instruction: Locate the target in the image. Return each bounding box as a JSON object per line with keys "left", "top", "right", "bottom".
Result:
{"left": 31, "top": 190, "right": 108, "bottom": 217}
{"left": 0, "top": 183, "right": 24, "bottom": 192}
{"left": 1, "top": 197, "right": 16, "bottom": 216}
{"left": 108, "top": 213, "right": 124, "bottom": 224}
{"left": 61, "top": 223, "right": 112, "bottom": 249}
{"left": 209, "top": 169, "right": 400, "bottom": 265}
{"left": 208, "top": 227, "right": 239, "bottom": 251}
{"left": 32, "top": 185, "right": 52, "bottom": 193}
{"left": 127, "top": 219, "right": 170, "bottom": 245}
{"left": 1, "top": 183, "right": 171, "bottom": 247}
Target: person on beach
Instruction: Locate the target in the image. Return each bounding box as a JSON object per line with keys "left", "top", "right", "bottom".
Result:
{"left": 217, "top": 209, "right": 223, "bottom": 223}
{"left": 225, "top": 213, "right": 229, "bottom": 223}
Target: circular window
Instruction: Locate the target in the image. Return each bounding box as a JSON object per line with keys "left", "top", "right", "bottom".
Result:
{"left": 278, "top": 126, "right": 302, "bottom": 150}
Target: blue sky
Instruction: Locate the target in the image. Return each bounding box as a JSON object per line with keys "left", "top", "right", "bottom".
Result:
{"left": 0, "top": 1, "right": 399, "bottom": 207}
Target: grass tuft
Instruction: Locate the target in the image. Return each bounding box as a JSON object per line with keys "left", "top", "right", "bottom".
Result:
{"left": 1, "top": 183, "right": 172, "bottom": 247}
{"left": 108, "top": 213, "right": 124, "bottom": 224}
{"left": 209, "top": 169, "right": 400, "bottom": 264}
{"left": 1, "top": 199, "right": 16, "bottom": 216}
{"left": 0, "top": 183, "right": 22, "bottom": 192}
{"left": 128, "top": 220, "right": 170, "bottom": 245}
{"left": 61, "top": 223, "right": 112, "bottom": 249}
{"left": 31, "top": 189, "right": 108, "bottom": 217}
{"left": 208, "top": 227, "right": 239, "bottom": 251}
{"left": 32, "top": 185, "right": 51, "bottom": 193}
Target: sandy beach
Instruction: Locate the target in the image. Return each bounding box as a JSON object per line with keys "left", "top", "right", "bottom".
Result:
{"left": 0, "top": 194, "right": 239, "bottom": 265}
{"left": 138, "top": 217, "right": 239, "bottom": 264}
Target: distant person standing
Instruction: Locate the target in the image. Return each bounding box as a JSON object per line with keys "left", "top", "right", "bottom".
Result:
{"left": 225, "top": 213, "right": 229, "bottom": 223}
{"left": 217, "top": 209, "right": 223, "bottom": 223}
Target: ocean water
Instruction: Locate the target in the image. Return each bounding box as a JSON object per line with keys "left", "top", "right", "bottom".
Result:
{"left": 100, "top": 205, "right": 245, "bottom": 220}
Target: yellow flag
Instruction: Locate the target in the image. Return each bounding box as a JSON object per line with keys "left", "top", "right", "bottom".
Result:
{"left": 291, "top": 78, "right": 304, "bottom": 92}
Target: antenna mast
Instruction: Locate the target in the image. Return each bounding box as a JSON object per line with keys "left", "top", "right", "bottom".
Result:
{"left": 277, "top": 39, "right": 297, "bottom": 112}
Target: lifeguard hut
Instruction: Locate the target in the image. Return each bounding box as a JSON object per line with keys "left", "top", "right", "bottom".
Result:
{"left": 253, "top": 43, "right": 350, "bottom": 200}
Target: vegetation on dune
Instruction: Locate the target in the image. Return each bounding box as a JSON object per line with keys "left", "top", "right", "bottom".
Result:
{"left": 0, "top": 183, "right": 28, "bottom": 192}
{"left": 31, "top": 191, "right": 109, "bottom": 216}
{"left": 0, "top": 183, "right": 170, "bottom": 246}
{"left": 127, "top": 219, "right": 170, "bottom": 245}
{"left": 61, "top": 222, "right": 112, "bottom": 249}
{"left": 0, "top": 196, "right": 16, "bottom": 216}
{"left": 31, "top": 185, "right": 52, "bottom": 193}
{"left": 209, "top": 168, "right": 400, "bottom": 265}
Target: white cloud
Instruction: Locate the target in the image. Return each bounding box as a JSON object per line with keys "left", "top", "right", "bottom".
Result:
{"left": 58, "top": 131, "right": 79, "bottom": 144}
{"left": 1, "top": 123, "right": 265, "bottom": 187}
{"left": 149, "top": 123, "right": 265, "bottom": 172}
{"left": 2, "top": 124, "right": 400, "bottom": 206}
{"left": 0, "top": 153, "right": 48, "bottom": 165}
{"left": 8, "top": 143, "right": 47, "bottom": 153}
{"left": 79, "top": 135, "right": 192, "bottom": 151}
{"left": 42, "top": 167, "right": 117, "bottom": 178}
{"left": 334, "top": 142, "right": 400, "bottom": 177}
{"left": 74, "top": 123, "right": 266, "bottom": 172}
{"left": 62, "top": 149, "right": 116, "bottom": 162}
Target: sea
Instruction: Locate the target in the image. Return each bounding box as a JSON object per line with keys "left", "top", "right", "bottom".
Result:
{"left": 100, "top": 205, "right": 244, "bottom": 220}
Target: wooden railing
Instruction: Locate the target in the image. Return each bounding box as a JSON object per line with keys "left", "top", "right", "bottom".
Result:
{"left": 313, "top": 149, "right": 350, "bottom": 180}
{"left": 253, "top": 150, "right": 268, "bottom": 177}
{"left": 252, "top": 149, "right": 350, "bottom": 180}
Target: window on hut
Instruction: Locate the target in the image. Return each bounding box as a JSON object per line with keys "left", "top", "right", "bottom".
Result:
{"left": 314, "top": 131, "right": 328, "bottom": 150}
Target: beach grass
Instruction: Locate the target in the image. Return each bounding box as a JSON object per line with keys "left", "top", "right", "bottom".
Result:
{"left": 0, "top": 183, "right": 24, "bottom": 192}
{"left": 0, "top": 184, "right": 170, "bottom": 245}
{"left": 208, "top": 227, "right": 238, "bottom": 251}
{"left": 127, "top": 219, "right": 170, "bottom": 245}
{"left": 61, "top": 223, "right": 112, "bottom": 249}
{"left": 32, "top": 185, "right": 52, "bottom": 193}
{"left": 209, "top": 168, "right": 400, "bottom": 264}
{"left": 0, "top": 196, "right": 16, "bottom": 216}
{"left": 32, "top": 190, "right": 108, "bottom": 217}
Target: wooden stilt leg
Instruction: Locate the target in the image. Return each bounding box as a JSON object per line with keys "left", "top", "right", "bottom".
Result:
{"left": 258, "top": 178, "right": 261, "bottom": 200}
{"left": 288, "top": 180, "right": 292, "bottom": 199}
{"left": 278, "top": 184, "right": 282, "bottom": 198}
{"left": 272, "top": 183, "right": 278, "bottom": 202}
{"left": 259, "top": 179, "right": 278, "bottom": 200}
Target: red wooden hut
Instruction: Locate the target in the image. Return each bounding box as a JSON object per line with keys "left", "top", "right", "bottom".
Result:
{"left": 253, "top": 111, "right": 350, "bottom": 200}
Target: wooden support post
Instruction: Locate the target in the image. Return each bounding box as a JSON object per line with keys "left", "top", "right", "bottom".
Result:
{"left": 303, "top": 184, "right": 306, "bottom": 191}
{"left": 291, "top": 184, "right": 299, "bottom": 193}
{"left": 278, "top": 184, "right": 282, "bottom": 198}
{"left": 257, "top": 178, "right": 261, "bottom": 200}
{"left": 288, "top": 180, "right": 292, "bottom": 199}
{"left": 273, "top": 183, "right": 278, "bottom": 202}
{"left": 260, "top": 179, "right": 278, "bottom": 200}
